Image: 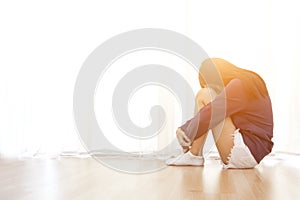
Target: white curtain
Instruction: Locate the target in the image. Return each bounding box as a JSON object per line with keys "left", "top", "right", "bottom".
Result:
{"left": 0, "top": 0, "right": 299, "bottom": 158}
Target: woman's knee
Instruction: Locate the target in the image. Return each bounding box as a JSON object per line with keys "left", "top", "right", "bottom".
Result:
{"left": 195, "top": 87, "right": 217, "bottom": 105}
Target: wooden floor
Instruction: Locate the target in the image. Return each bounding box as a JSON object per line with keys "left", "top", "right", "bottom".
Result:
{"left": 0, "top": 154, "right": 300, "bottom": 200}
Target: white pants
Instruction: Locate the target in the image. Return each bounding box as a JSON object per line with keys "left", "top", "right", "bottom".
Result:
{"left": 223, "top": 129, "right": 258, "bottom": 169}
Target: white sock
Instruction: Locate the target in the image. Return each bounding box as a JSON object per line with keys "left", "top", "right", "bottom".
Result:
{"left": 166, "top": 151, "right": 204, "bottom": 166}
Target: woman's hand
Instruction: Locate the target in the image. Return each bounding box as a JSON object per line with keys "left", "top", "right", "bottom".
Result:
{"left": 176, "top": 128, "right": 192, "bottom": 152}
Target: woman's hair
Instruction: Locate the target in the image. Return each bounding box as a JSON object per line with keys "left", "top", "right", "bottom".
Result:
{"left": 199, "top": 58, "right": 269, "bottom": 99}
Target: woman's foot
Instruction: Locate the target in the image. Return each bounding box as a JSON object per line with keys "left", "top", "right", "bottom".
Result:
{"left": 166, "top": 151, "right": 204, "bottom": 166}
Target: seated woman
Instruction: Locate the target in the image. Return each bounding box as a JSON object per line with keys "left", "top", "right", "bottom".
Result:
{"left": 167, "top": 58, "right": 274, "bottom": 169}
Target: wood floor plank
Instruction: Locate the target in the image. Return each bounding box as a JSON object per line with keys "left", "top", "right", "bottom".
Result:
{"left": 0, "top": 155, "right": 300, "bottom": 200}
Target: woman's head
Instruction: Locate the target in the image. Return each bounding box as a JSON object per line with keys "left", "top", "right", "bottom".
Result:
{"left": 199, "top": 58, "right": 269, "bottom": 99}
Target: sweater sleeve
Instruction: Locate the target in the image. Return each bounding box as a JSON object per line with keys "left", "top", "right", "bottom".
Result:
{"left": 179, "top": 79, "right": 247, "bottom": 141}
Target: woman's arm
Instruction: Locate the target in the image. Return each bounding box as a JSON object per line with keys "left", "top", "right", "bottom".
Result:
{"left": 180, "top": 79, "right": 247, "bottom": 141}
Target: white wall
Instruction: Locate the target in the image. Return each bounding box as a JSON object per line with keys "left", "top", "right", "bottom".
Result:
{"left": 0, "top": 0, "right": 299, "bottom": 156}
